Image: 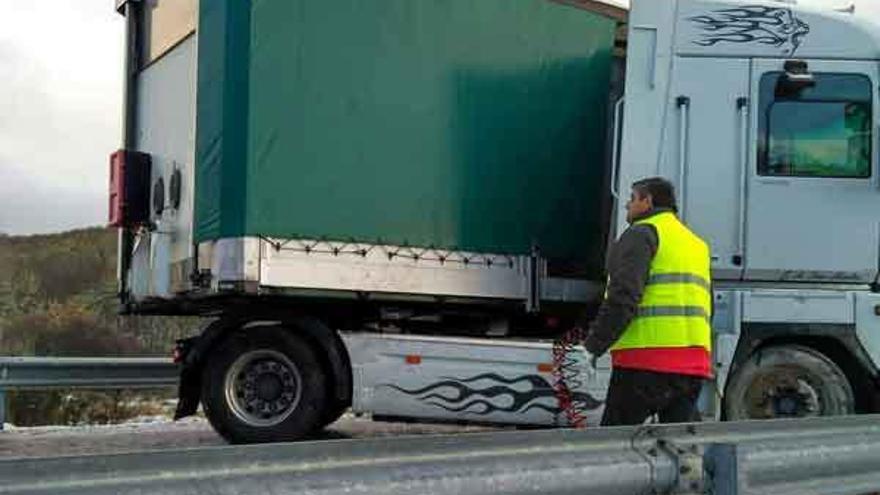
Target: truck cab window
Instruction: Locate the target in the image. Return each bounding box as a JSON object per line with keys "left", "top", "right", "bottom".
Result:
{"left": 758, "top": 73, "right": 873, "bottom": 178}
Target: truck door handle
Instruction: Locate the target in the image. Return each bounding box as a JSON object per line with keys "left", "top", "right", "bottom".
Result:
{"left": 676, "top": 96, "right": 691, "bottom": 220}
{"left": 735, "top": 97, "right": 750, "bottom": 267}
{"left": 610, "top": 96, "right": 625, "bottom": 200}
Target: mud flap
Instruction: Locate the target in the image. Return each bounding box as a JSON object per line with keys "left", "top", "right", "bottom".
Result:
{"left": 173, "top": 320, "right": 235, "bottom": 420}
{"left": 174, "top": 336, "right": 202, "bottom": 420}
{"left": 174, "top": 365, "right": 202, "bottom": 419}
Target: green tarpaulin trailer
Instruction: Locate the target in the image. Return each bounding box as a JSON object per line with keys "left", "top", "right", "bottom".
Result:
{"left": 117, "top": 0, "right": 619, "bottom": 312}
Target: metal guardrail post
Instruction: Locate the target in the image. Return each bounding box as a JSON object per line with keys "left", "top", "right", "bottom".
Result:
{"left": 0, "top": 388, "right": 5, "bottom": 432}
{"left": 705, "top": 444, "right": 739, "bottom": 494}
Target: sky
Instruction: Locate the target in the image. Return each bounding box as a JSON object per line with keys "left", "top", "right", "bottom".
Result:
{"left": 0, "top": 0, "right": 123, "bottom": 235}
{"left": 0, "top": 0, "right": 877, "bottom": 235}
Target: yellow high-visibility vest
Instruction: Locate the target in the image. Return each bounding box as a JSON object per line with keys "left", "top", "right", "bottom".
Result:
{"left": 610, "top": 212, "right": 712, "bottom": 352}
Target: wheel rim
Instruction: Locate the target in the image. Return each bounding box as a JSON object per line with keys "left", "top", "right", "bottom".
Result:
{"left": 224, "top": 349, "right": 302, "bottom": 427}
{"left": 743, "top": 368, "right": 822, "bottom": 419}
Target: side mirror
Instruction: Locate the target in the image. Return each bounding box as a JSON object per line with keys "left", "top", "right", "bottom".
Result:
{"left": 776, "top": 60, "right": 815, "bottom": 98}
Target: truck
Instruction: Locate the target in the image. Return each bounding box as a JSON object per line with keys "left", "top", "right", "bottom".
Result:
{"left": 110, "top": 0, "right": 880, "bottom": 444}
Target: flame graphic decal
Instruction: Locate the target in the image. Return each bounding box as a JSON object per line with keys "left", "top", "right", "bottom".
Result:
{"left": 689, "top": 5, "right": 810, "bottom": 55}
{"left": 382, "top": 373, "right": 602, "bottom": 416}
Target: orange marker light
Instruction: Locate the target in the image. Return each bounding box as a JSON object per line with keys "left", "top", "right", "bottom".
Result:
{"left": 405, "top": 355, "right": 422, "bottom": 365}
{"left": 537, "top": 363, "right": 554, "bottom": 373}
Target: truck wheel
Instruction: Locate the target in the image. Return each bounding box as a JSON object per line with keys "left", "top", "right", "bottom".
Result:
{"left": 320, "top": 402, "right": 349, "bottom": 428}
{"left": 201, "top": 327, "right": 327, "bottom": 444}
{"left": 724, "top": 345, "right": 854, "bottom": 420}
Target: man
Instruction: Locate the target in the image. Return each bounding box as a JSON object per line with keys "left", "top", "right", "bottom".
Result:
{"left": 581, "top": 177, "right": 712, "bottom": 426}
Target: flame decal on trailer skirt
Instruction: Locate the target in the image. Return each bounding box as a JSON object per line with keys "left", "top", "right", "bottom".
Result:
{"left": 382, "top": 373, "right": 603, "bottom": 417}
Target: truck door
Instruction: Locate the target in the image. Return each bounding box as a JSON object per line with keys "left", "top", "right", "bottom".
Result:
{"left": 744, "top": 60, "right": 879, "bottom": 283}
{"left": 671, "top": 57, "right": 751, "bottom": 280}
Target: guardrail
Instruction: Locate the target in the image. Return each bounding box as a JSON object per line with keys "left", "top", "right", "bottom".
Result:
{"left": 1, "top": 358, "right": 879, "bottom": 494}
{"left": 1, "top": 414, "right": 879, "bottom": 494}
{"left": 0, "top": 356, "right": 178, "bottom": 429}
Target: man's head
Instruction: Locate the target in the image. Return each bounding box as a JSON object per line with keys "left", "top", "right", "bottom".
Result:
{"left": 626, "top": 177, "right": 677, "bottom": 223}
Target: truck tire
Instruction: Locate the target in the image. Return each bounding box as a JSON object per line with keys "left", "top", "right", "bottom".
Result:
{"left": 320, "top": 403, "right": 349, "bottom": 428}
{"left": 201, "top": 327, "right": 327, "bottom": 444}
{"left": 724, "top": 345, "right": 854, "bottom": 420}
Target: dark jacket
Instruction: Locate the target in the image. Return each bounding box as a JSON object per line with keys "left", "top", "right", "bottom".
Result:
{"left": 582, "top": 209, "right": 666, "bottom": 355}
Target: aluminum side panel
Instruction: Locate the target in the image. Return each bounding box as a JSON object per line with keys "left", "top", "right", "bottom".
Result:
{"left": 342, "top": 333, "right": 611, "bottom": 427}
{"left": 258, "top": 238, "right": 598, "bottom": 303}
{"left": 130, "top": 35, "right": 197, "bottom": 299}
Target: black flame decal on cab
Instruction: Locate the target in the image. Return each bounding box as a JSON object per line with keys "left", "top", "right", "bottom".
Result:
{"left": 382, "top": 373, "right": 602, "bottom": 417}
{"left": 689, "top": 5, "right": 810, "bottom": 55}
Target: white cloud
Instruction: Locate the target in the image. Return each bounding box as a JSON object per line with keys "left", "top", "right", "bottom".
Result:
{"left": 0, "top": 161, "right": 104, "bottom": 235}
{"left": 0, "top": 0, "right": 124, "bottom": 235}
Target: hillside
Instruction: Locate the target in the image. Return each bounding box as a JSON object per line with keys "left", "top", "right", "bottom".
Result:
{"left": 0, "top": 227, "right": 116, "bottom": 315}
{"left": 0, "top": 227, "right": 195, "bottom": 356}
{"left": 0, "top": 227, "right": 198, "bottom": 426}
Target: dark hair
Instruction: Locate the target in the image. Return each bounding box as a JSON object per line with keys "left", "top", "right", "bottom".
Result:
{"left": 632, "top": 177, "right": 677, "bottom": 212}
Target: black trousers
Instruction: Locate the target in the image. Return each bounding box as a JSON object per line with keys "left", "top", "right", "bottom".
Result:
{"left": 600, "top": 368, "right": 704, "bottom": 426}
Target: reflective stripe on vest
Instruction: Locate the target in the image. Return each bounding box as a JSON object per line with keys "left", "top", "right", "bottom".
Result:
{"left": 610, "top": 212, "right": 713, "bottom": 352}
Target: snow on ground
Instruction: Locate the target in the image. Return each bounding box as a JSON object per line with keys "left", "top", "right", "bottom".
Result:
{"left": 0, "top": 416, "right": 223, "bottom": 459}
{"left": 0, "top": 414, "right": 500, "bottom": 460}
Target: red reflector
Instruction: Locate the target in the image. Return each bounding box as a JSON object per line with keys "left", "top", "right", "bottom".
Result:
{"left": 108, "top": 150, "right": 125, "bottom": 227}
{"left": 172, "top": 347, "right": 183, "bottom": 364}
{"left": 405, "top": 355, "right": 422, "bottom": 365}
{"left": 537, "top": 363, "right": 554, "bottom": 373}
{"left": 108, "top": 149, "right": 151, "bottom": 229}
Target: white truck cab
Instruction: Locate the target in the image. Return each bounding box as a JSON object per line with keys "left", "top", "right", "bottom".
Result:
{"left": 616, "top": 0, "right": 880, "bottom": 420}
